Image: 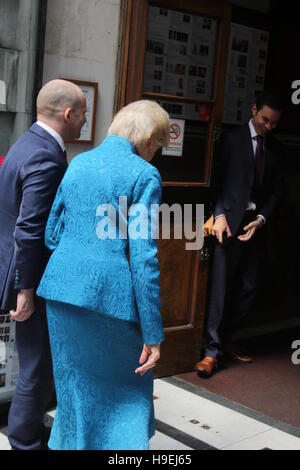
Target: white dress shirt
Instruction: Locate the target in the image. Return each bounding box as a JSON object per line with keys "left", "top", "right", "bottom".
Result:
{"left": 36, "top": 120, "right": 65, "bottom": 152}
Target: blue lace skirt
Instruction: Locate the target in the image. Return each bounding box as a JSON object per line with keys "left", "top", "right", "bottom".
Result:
{"left": 46, "top": 301, "right": 154, "bottom": 450}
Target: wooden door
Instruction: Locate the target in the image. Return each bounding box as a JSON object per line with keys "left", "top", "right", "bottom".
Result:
{"left": 115, "top": 0, "right": 231, "bottom": 377}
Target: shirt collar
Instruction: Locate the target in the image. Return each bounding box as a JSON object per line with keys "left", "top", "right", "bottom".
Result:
{"left": 36, "top": 120, "right": 65, "bottom": 152}
{"left": 249, "top": 119, "right": 258, "bottom": 140}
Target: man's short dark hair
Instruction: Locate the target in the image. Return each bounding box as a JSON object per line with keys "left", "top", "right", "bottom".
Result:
{"left": 255, "top": 90, "right": 284, "bottom": 113}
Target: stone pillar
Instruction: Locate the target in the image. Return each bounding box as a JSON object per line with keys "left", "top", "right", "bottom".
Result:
{"left": 0, "top": 0, "right": 44, "bottom": 153}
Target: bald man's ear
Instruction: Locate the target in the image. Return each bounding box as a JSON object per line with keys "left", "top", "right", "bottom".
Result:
{"left": 63, "top": 107, "right": 72, "bottom": 122}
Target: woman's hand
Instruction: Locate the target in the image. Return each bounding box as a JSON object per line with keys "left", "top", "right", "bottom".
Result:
{"left": 135, "top": 344, "right": 161, "bottom": 376}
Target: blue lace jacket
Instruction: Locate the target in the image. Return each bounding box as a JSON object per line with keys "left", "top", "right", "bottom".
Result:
{"left": 37, "top": 136, "right": 164, "bottom": 345}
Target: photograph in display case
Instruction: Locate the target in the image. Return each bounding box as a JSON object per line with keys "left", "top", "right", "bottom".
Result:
{"left": 223, "top": 23, "right": 270, "bottom": 125}
{"left": 143, "top": 5, "right": 218, "bottom": 120}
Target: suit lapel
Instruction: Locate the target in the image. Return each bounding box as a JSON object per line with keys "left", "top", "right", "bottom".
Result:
{"left": 261, "top": 137, "right": 271, "bottom": 185}
{"left": 241, "top": 124, "right": 255, "bottom": 184}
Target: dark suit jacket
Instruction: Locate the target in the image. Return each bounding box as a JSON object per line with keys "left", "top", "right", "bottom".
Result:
{"left": 214, "top": 124, "right": 283, "bottom": 237}
{"left": 0, "top": 123, "right": 67, "bottom": 311}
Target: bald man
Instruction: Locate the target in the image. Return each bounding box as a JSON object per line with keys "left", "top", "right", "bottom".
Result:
{"left": 0, "top": 79, "right": 86, "bottom": 450}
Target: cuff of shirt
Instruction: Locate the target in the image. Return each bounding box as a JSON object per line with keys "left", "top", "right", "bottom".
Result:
{"left": 256, "top": 214, "right": 266, "bottom": 225}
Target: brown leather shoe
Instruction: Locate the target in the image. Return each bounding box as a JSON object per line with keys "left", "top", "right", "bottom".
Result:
{"left": 195, "top": 357, "right": 217, "bottom": 378}
{"left": 225, "top": 345, "right": 253, "bottom": 363}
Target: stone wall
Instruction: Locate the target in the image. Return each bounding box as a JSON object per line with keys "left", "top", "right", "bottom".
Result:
{"left": 0, "top": 0, "right": 41, "bottom": 153}
{"left": 43, "top": 0, "right": 121, "bottom": 160}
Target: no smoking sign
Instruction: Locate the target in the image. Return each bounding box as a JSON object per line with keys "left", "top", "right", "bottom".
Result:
{"left": 162, "top": 119, "right": 185, "bottom": 157}
{"left": 170, "top": 123, "right": 181, "bottom": 140}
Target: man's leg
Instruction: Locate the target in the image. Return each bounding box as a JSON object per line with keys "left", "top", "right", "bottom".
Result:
{"left": 228, "top": 233, "right": 265, "bottom": 336}
{"left": 8, "top": 297, "right": 53, "bottom": 450}
{"left": 204, "top": 241, "right": 227, "bottom": 361}
{"left": 196, "top": 234, "right": 247, "bottom": 376}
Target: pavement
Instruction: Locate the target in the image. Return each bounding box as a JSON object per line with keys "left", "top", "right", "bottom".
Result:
{"left": 1, "top": 376, "right": 300, "bottom": 450}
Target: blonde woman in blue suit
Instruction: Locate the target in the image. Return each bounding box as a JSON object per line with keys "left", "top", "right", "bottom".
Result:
{"left": 37, "top": 100, "right": 170, "bottom": 450}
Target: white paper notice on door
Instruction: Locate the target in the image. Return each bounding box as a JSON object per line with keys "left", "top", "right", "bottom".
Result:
{"left": 162, "top": 119, "right": 185, "bottom": 157}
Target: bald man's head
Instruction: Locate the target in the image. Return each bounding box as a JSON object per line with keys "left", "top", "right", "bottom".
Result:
{"left": 36, "top": 79, "right": 87, "bottom": 141}
{"left": 37, "top": 79, "right": 84, "bottom": 119}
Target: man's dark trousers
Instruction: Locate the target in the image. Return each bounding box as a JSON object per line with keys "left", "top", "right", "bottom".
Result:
{"left": 205, "top": 211, "right": 265, "bottom": 361}
{"left": 8, "top": 296, "right": 53, "bottom": 450}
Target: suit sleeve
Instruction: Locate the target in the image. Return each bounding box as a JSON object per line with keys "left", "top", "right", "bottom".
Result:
{"left": 258, "top": 145, "right": 284, "bottom": 222}
{"left": 129, "top": 166, "right": 164, "bottom": 345}
{"left": 214, "top": 133, "right": 231, "bottom": 218}
{"left": 14, "top": 150, "right": 65, "bottom": 290}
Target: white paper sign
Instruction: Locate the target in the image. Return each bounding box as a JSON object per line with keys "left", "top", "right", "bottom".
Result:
{"left": 162, "top": 119, "right": 185, "bottom": 156}
{"left": 223, "top": 23, "right": 269, "bottom": 125}
{"left": 143, "top": 6, "right": 217, "bottom": 121}
{"left": 0, "top": 80, "right": 6, "bottom": 105}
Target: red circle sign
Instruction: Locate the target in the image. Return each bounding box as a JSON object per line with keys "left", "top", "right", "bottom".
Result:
{"left": 170, "top": 123, "right": 181, "bottom": 140}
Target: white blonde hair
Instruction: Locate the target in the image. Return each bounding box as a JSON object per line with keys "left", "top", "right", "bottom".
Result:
{"left": 108, "top": 100, "right": 170, "bottom": 148}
